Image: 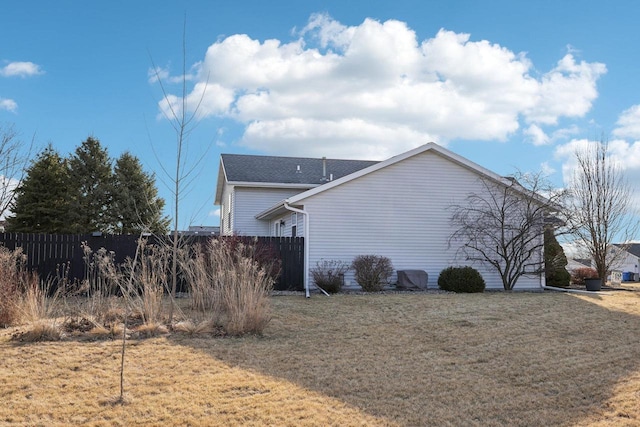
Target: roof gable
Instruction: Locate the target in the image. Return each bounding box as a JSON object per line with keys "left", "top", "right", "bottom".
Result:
{"left": 287, "top": 142, "right": 516, "bottom": 204}
{"left": 255, "top": 142, "right": 552, "bottom": 219}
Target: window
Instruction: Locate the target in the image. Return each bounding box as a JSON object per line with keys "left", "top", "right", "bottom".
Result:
{"left": 274, "top": 220, "right": 285, "bottom": 237}
{"left": 291, "top": 212, "right": 298, "bottom": 237}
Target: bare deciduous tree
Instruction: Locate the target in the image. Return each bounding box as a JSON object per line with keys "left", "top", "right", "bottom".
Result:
{"left": 0, "top": 123, "right": 34, "bottom": 219}
{"left": 450, "top": 172, "right": 565, "bottom": 290}
{"left": 567, "top": 138, "right": 638, "bottom": 281}
{"left": 150, "top": 18, "right": 210, "bottom": 323}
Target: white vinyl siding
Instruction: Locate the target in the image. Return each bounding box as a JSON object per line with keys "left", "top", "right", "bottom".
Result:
{"left": 233, "top": 187, "right": 308, "bottom": 236}
{"left": 301, "top": 150, "right": 543, "bottom": 290}
{"left": 219, "top": 184, "right": 234, "bottom": 235}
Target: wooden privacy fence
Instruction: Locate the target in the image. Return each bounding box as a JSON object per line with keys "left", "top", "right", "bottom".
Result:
{"left": 0, "top": 233, "right": 304, "bottom": 291}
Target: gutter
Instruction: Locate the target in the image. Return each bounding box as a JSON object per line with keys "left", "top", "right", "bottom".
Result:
{"left": 283, "top": 202, "right": 311, "bottom": 298}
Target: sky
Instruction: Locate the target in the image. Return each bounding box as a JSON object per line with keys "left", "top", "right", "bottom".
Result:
{"left": 2, "top": 0, "right": 640, "bottom": 230}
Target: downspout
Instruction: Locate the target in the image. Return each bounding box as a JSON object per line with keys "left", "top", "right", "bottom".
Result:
{"left": 284, "top": 202, "right": 310, "bottom": 298}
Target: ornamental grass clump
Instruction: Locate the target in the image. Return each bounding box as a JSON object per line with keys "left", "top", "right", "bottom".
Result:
{"left": 0, "top": 246, "right": 28, "bottom": 327}
{"left": 182, "top": 238, "right": 276, "bottom": 336}
{"left": 437, "top": 266, "right": 485, "bottom": 293}
{"left": 351, "top": 255, "right": 394, "bottom": 292}
{"left": 311, "top": 259, "right": 349, "bottom": 293}
{"left": 120, "top": 240, "right": 168, "bottom": 330}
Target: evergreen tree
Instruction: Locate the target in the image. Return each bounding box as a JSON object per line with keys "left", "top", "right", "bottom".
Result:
{"left": 6, "top": 144, "right": 72, "bottom": 233}
{"left": 544, "top": 228, "right": 571, "bottom": 287}
{"left": 8, "top": 137, "right": 168, "bottom": 235}
{"left": 67, "top": 137, "right": 114, "bottom": 233}
{"left": 113, "top": 152, "right": 169, "bottom": 235}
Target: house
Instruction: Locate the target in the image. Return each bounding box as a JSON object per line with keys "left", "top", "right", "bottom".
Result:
{"left": 215, "top": 143, "right": 547, "bottom": 294}
{"left": 566, "top": 258, "right": 592, "bottom": 274}
{"left": 185, "top": 225, "right": 220, "bottom": 236}
{"left": 215, "top": 153, "right": 378, "bottom": 236}
{"left": 612, "top": 244, "right": 640, "bottom": 281}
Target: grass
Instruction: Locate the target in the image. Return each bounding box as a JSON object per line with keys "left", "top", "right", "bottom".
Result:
{"left": 2, "top": 290, "right": 640, "bottom": 426}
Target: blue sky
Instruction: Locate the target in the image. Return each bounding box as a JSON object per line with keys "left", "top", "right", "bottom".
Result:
{"left": 2, "top": 0, "right": 640, "bottom": 229}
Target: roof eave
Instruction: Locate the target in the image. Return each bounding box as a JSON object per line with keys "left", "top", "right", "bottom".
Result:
{"left": 255, "top": 200, "right": 290, "bottom": 220}
{"left": 229, "top": 181, "right": 319, "bottom": 189}
{"left": 214, "top": 157, "right": 228, "bottom": 205}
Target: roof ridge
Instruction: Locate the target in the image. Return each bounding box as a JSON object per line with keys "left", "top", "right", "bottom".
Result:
{"left": 220, "top": 152, "right": 379, "bottom": 162}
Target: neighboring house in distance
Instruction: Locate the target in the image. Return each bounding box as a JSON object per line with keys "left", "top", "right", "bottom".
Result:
{"left": 215, "top": 143, "right": 547, "bottom": 293}
{"left": 185, "top": 225, "right": 220, "bottom": 236}
{"left": 612, "top": 243, "right": 640, "bottom": 281}
{"left": 566, "top": 258, "right": 592, "bottom": 274}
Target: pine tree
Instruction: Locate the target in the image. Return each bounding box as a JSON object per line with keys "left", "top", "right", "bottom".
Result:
{"left": 6, "top": 144, "right": 72, "bottom": 233}
{"left": 113, "top": 152, "right": 169, "bottom": 235}
{"left": 67, "top": 137, "right": 114, "bottom": 233}
{"left": 544, "top": 228, "right": 571, "bottom": 287}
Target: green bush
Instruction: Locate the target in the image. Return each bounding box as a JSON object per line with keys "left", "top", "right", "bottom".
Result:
{"left": 351, "top": 255, "right": 394, "bottom": 292}
{"left": 311, "top": 259, "right": 349, "bottom": 293}
{"left": 544, "top": 229, "right": 571, "bottom": 288}
{"left": 547, "top": 268, "right": 571, "bottom": 288}
{"left": 437, "top": 266, "right": 485, "bottom": 293}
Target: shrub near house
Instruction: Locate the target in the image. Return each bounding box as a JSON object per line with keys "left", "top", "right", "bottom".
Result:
{"left": 311, "top": 259, "right": 349, "bottom": 293}
{"left": 438, "top": 266, "right": 486, "bottom": 293}
{"left": 351, "top": 255, "right": 394, "bottom": 292}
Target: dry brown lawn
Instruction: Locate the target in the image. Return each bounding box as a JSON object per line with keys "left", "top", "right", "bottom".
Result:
{"left": 2, "top": 289, "right": 640, "bottom": 426}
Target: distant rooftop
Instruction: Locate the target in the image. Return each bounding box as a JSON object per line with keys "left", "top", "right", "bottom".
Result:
{"left": 615, "top": 243, "right": 640, "bottom": 258}
{"left": 175, "top": 225, "right": 220, "bottom": 236}
{"left": 221, "top": 153, "right": 379, "bottom": 185}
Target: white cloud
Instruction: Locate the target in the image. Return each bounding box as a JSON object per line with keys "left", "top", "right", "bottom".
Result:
{"left": 209, "top": 208, "right": 220, "bottom": 218}
{"left": 158, "top": 14, "right": 606, "bottom": 157}
{"left": 0, "top": 61, "right": 43, "bottom": 113}
{"left": 0, "top": 98, "right": 17, "bottom": 112}
{"left": 525, "top": 55, "right": 606, "bottom": 125}
{"left": 242, "top": 117, "right": 432, "bottom": 159}
{"left": 0, "top": 61, "right": 44, "bottom": 78}
{"left": 147, "top": 65, "right": 197, "bottom": 85}
{"left": 555, "top": 137, "right": 640, "bottom": 210}
{"left": 540, "top": 161, "right": 555, "bottom": 176}
{"left": 148, "top": 66, "right": 170, "bottom": 84}
{"left": 613, "top": 105, "right": 640, "bottom": 140}
{"left": 550, "top": 125, "right": 580, "bottom": 141}
{"left": 524, "top": 124, "right": 550, "bottom": 146}
{"left": 554, "top": 138, "right": 597, "bottom": 185}
{"left": 524, "top": 124, "right": 581, "bottom": 146}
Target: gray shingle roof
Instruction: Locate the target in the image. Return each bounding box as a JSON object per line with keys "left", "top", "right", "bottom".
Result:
{"left": 615, "top": 243, "right": 640, "bottom": 257}
{"left": 221, "top": 153, "right": 379, "bottom": 185}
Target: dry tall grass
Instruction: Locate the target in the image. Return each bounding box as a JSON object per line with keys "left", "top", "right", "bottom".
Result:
{"left": 121, "top": 240, "right": 168, "bottom": 327}
{"left": 2, "top": 291, "right": 640, "bottom": 425}
{"left": 3, "top": 237, "right": 275, "bottom": 342}
{"left": 79, "top": 240, "right": 169, "bottom": 337}
{"left": 182, "top": 238, "right": 275, "bottom": 335}
{"left": 0, "top": 246, "right": 28, "bottom": 326}
{"left": 79, "top": 244, "right": 124, "bottom": 327}
{"left": 20, "top": 276, "right": 63, "bottom": 323}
